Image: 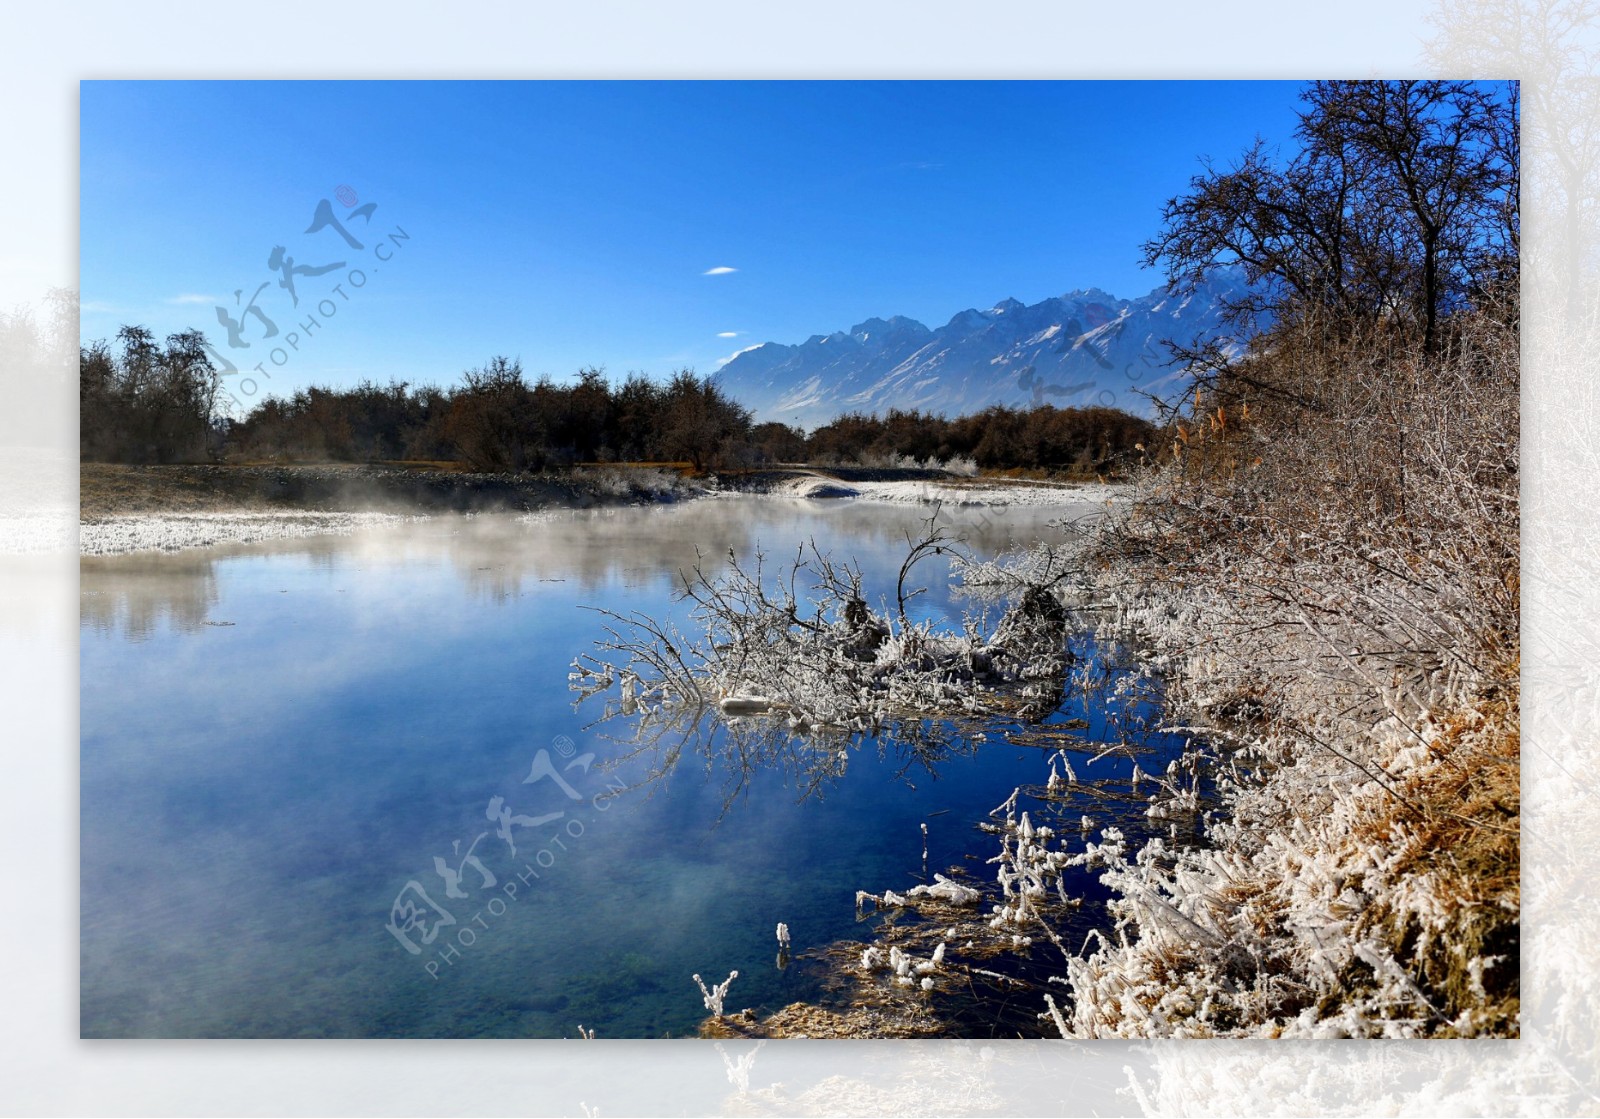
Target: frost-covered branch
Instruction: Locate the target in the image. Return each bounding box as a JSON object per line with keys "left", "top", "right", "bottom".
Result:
{"left": 693, "top": 970, "right": 740, "bottom": 1017}
{"left": 574, "top": 519, "right": 1075, "bottom": 744}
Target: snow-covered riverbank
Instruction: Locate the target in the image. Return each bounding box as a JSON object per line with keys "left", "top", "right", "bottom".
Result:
{"left": 79, "top": 511, "right": 419, "bottom": 557}
{"left": 780, "top": 473, "right": 1125, "bottom": 508}
{"left": 76, "top": 462, "right": 706, "bottom": 556}
{"left": 78, "top": 466, "right": 1117, "bottom": 556}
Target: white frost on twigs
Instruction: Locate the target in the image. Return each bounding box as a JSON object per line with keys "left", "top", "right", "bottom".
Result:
{"left": 692, "top": 970, "right": 739, "bottom": 1017}
{"left": 906, "top": 874, "right": 982, "bottom": 906}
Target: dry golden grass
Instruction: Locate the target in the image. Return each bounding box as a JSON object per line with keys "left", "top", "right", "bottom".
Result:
{"left": 1351, "top": 669, "right": 1521, "bottom": 1035}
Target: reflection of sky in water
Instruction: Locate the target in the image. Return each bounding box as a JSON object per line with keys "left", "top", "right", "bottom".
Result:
{"left": 81, "top": 496, "right": 1177, "bottom": 1038}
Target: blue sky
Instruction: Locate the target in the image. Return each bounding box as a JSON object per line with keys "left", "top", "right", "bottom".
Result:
{"left": 80, "top": 80, "right": 1307, "bottom": 405}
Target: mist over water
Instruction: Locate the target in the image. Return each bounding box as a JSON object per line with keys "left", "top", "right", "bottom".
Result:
{"left": 80, "top": 495, "right": 1177, "bottom": 1038}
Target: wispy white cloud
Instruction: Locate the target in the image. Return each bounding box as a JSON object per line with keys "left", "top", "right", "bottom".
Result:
{"left": 716, "top": 331, "right": 739, "bottom": 338}
{"left": 166, "top": 293, "right": 223, "bottom": 305}
{"left": 900, "top": 160, "right": 944, "bottom": 171}
{"left": 715, "top": 343, "right": 763, "bottom": 368}
{"left": 702, "top": 265, "right": 738, "bottom": 276}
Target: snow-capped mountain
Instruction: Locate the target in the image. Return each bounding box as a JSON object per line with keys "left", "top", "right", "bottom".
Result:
{"left": 717, "top": 270, "right": 1252, "bottom": 427}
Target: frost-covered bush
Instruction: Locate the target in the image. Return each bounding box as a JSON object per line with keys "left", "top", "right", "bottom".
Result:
{"left": 567, "top": 465, "right": 690, "bottom": 501}
{"left": 1055, "top": 296, "right": 1521, "bottom": 1038}
{"left": 795, "top": 297, "right": 1520, "bottom": 1041}
{"left": 571, "top": 513, "right": 1074, "bottom": 740}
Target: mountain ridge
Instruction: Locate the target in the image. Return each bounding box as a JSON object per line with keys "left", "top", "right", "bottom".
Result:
{"left": 716, "top": 270, "right": 1251, "bottom": 428}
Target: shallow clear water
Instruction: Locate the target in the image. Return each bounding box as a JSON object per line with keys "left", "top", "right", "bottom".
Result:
{"left": 80, "top": 495, "right": 1184, "bottom": 1038}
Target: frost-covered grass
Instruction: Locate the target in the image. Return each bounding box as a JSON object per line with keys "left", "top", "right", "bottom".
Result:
{"left": 79, "top": 511, "right": 417, "bottom": 556}
{"left": 849, "top": 451, "right": 981, "bottom": 477}
{"left": 1060, "top": 683, "right": 1519, "bottom": 1038}
{"left": 854, "top": 478, "right": 1118, "bottom": 508}
{"left": 1049, "top": 303, "right": 1521, "bottom": 1038}
{"left": 1, "top": 512, "right": 78, "bottom": 555}
{"left": 564, "top": 465, "right": 699, "bottom": 501}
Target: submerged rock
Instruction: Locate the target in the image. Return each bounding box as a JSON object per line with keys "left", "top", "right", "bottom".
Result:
{"left": 989, "top": 585, "right": 1072, "bottom": 720}
{"left": 790, "top": 477, "right": 861, "bottom": 500}
{"left": 720, "top": 695, "right": 776, "bottom": 715}
{"left": 842, "top": 596, "right": 890, "bottom": 660}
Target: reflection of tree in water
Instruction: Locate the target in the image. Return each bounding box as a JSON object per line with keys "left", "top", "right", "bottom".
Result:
{"left": 448, "top": 497, "right": 1079, "bottom": 604}
{"left": 80, "top": 532, "right": 366, "bottom": 639}
{"left": 79, "top": 497, "right": 1084, "bottom": 638}
{"left": 593, "top": 695, "right": 981, "bottom": 822}
{"left": 81, "top": 554, "right": 221, "bottom": 640}
{"left": 449, "top": 505, "right": 770, "bottom": 603}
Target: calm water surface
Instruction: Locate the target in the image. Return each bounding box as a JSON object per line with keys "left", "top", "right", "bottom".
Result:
{"left": 80, "top": 494, "right": 1182, "bottom": 1038}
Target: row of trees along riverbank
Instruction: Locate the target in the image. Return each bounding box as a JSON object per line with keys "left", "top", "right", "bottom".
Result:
{"left": 78, "top": 343, "right": 1160, "bottom": 477}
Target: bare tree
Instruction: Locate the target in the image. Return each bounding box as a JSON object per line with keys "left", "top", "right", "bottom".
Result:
{"left": 79, "top": 324, "right": 223, "bottom": 463}
{"left": 654, "top": 370, "right": 753, "bottom": 472}
{"left": 1144, "top": 79, "right": 1519, "bottom": 373}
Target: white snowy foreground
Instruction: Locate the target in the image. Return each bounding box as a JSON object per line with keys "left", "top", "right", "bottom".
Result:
{"left": 79, "top": 511, "right": 416, "bottom": 557}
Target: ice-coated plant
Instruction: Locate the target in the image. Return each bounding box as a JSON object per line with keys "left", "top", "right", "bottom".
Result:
{"left": 858, "top": 940, "right": 948, "bottom": 991}
{"left": 572, "top": 509, "right": 1077, "bottom": 745}
{"left": 1044, "top": 292, "right": 1522, "bottom": 1038}
{"left": 692, "top": 970, "right": 739, "bottom": 1017}
{"left": 906, "top": 874, "right": 981, "bottom": 906}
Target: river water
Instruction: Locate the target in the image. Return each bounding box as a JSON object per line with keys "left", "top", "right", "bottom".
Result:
{"left": 80, "top": 493, "right": 1187, "bottom": 1038}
